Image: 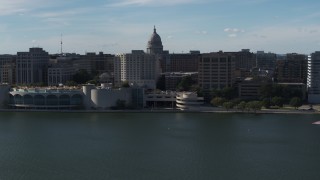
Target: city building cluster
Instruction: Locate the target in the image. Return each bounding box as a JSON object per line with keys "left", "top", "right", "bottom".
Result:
{"left": 0, "top": 26, "right": 319, "bottom": 110}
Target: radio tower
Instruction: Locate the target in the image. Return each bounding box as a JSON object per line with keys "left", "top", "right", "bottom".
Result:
{"left": 60, "top": 34, "right": 63, "bottom": 55}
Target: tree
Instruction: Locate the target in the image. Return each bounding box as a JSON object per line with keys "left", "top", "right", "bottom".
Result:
{"left": 223, "top": 102, "right": 234, "bottom": 111}
{"left": 73, "top": 69, "right": 93, "bottom": 84}
{"left": 65, "top": 81, "right": 77, "bottom": 86}
{"left": 177, "top": 76, "right": 195, "bottom": 91}
{"left": 271, "top": 96, "right": 284, "bottom": 107}
{"left": 156, "top": 75, "right": 166, "bottom": 91}
{"left": 246, "top": 101, "right": 262, "bottom": 113}
{"left": 221, "top": 87, "right": 238, "bottom": 100}
{"left": 237, "top": 101, "right": 247, "bottom": 112}
{"left": 259, "top": 84, "right": 273, "bottom": 99}
{"left": 210, "top": 97, "right": 226, "bottom": 107}
{"left": 290, "top": 97, "right": 303, "bottom": 109}
{"left": 261, "top": 98, "right": 271, "bottom": 109}
{"left": 121, "top": 81, "right": 130, "bottom": 88}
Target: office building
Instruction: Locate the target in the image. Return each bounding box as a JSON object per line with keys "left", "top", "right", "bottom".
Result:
{"left": 16, "top": 48, "right": 49, "bottom": 85}
{"left": 0, "top": 55, "right": 16, "bottom": 84}
{"left": 198, "top": 52, "right": 235, "bottom": 89}
{"left": 114, "top": 50, "right": 161, "bottom": 89}
{"left": 256, "top": 51, "right": 276, "bottom": 71}
{"left": 275, "top": 53, "right": 307, "bottom": 84}
{"left": 308, "top": 51, "right": 320, "bottom": 103}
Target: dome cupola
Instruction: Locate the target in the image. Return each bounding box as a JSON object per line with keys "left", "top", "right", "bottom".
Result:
{"left": 147, "top": 26, "right": 163, "bottom": 54}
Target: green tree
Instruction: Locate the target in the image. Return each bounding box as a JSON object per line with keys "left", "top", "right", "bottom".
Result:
{"left": 177, "top": 76, "right": 195, "bottom": 91}
{"left": 237, "top": 101, "right": 247, "bottom": 112}
{"left": 261, "top": 98, "right": 271, "bottom": 109}
{"left": 156, "top": 75, "right": 166, "bottom": 91}
{"left": 246, "top": 101, "right": 262, "bottom": 113}
{"left": 65, "top": 81, "right": 77, "bottom": 86}
{"left": 290, "top": 97, "right": 303, "bottom": 109}
{"left": 223, "top": 102, "right": 234, "bottom": 111}
{"left": 271, "top": 96, "right": 284, "bottom": 107}
{"left": 73, "top": 69, "right": 93, "bottom": 84}
{"left": 221, "top": 87, "right": 238, "bottom": 100}
{"left": 210, "top": 97, "right": 226, "bottom": 107}
{"left": 259, "top": 84, "right": 273, "bottom": 99}
{"left": 121, "top": 81, "right": 130, "bottom": 88}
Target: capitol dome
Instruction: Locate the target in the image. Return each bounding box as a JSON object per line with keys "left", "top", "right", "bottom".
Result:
{"left": 147, "top": 26, "right": 163, "bottom": 54}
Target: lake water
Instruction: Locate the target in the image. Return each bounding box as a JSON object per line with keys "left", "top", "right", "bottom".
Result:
{"left": 0, "top": 112, "right": 320, "bottom": 180}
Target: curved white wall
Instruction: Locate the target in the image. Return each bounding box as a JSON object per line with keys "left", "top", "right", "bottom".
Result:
{"left": 91, "top": 88, "right": 132, "bottom": 109}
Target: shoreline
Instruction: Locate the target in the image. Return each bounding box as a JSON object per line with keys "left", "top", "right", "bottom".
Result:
{"left": 0, "top": 107, "right": 318, "bottom": 114}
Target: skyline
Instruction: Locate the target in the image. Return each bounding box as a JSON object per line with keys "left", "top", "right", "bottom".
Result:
{"left": 0, "top": 0, "right": 320, "bottom": 55}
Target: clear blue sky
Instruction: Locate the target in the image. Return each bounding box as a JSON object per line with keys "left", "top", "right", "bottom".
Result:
{"left": 0, "top": 0, "right": 319, "bottom": 54}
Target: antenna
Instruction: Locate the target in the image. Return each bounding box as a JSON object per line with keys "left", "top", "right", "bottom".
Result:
{"left": 60, "top": 34, "right": 63, "bottom": 55}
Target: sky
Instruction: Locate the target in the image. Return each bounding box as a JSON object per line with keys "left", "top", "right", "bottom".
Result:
{"left": 0, "top": 0, "right": 319, "bottom": 55}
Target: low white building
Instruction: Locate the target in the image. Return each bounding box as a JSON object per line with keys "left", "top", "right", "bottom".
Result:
{"left": 82, "top": 84, "right": 144, "bottom": 110}
{"left": 176, "top": 92, "right": 204, "bottom": 110}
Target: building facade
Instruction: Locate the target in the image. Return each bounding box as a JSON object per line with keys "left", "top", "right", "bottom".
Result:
{"left": 0, "top": 55, "right": 16, "bottom": 84}
{"left": 9, "top": 88, "right": 83, "bottom": 109}
{"left": 168, "top": 52, "right": 200, "bottom": 72}
{"left": 308, "top": 51, "right": 320, "bottom": 103}
{"left": 198, "top": 52, "right": 235, "bottom": 90}
{"left": 256, "top": 51, "right": 276, "bottom": 71}
{"left": 275, "top": 53, "right": 307, "bottom": 84}
{"left": 114, "top": 50, "right": 161, "bottom": 89}
{"left": 16, "top": 48, "right": 49, "bottom": 85}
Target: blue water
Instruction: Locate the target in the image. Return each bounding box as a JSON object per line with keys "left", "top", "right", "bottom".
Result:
{"left": 0, "top": 112, "right": 320, "bottom": 180}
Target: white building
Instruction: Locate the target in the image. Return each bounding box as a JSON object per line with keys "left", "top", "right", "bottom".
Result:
{"left": 16, "top": 48, "right": 49, "bottom": 85}
{"left": 82, "top": 84, "right": 144, "bottom": 109}
{"left": 176, "top": 92, "right": 204, "bottom": 110}
{"left": 114, "top": 50, "right": 161, "bottom": 89}
{"left": 308, "top": 51, "right": 320, "bottom": 103}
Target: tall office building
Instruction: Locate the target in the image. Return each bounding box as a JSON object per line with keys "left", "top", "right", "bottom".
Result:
{"left": 308, "top": 51, "right": 320, "bottom": 103}
{"left": 168, "top": 51, "right": 200, "bottom": 72}
{"left": 48, "top": 55, "right": 75, "bottom": 86}
{"left": 198, "top": 52, "right": 235, "bottom": 100}
{"left": 0, "top": 55, "right": 16, "bottom": 84}
{"left": 232, "top": 49, "right": 256, "bottom": 70}
{"left": 84, "top": 52, "right": 114, "bottom": 75}
{"left": 114, "top": 50, "right": 161, "bottom": 89}
{"left": 275, "top": 53, "right": 307, "bottom": 83}
{"left": 16, "top": 48, "right": 49, "bottom": 85}
{"left": 256, "top": 51, "right": 276, "bottom": 70}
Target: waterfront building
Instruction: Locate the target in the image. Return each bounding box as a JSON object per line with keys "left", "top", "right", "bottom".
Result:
{"left": 114, "top": 50, "right": 161, "bottom": 89}
{"left": 16, "top": 48, "right": 49, "bottom": 85}
{"left": 198, "top": 51, "right": 235, "bottom": 100}
{"left": 308, "top": 51, "right": 320, "bottom": 103}
{"left": 0, "top": 55, "right": 16, "bottom": 84}
{"left": 176, "top": 92, "right": 204, "bottom": 110}
{"left": 82, "top": 84, "right": 144, "bottom": 109}
{"left": 145, "top": 90, "right": 176, "bottom": 108}
{"left": 238, "top": 77, "right": 262, "bottom": 99}
{"left": 9, "top": 87, "right": 83, "bottom": 109}
{"left": 275, "top": 53, "right": 307, "bottom": 84}
{"left": 0, "top": 84, "right": 10, "bottom": 108}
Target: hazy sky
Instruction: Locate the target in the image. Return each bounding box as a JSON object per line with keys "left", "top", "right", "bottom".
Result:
{"left": 0, "top": 0, "right": 319, "bottom": 54}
